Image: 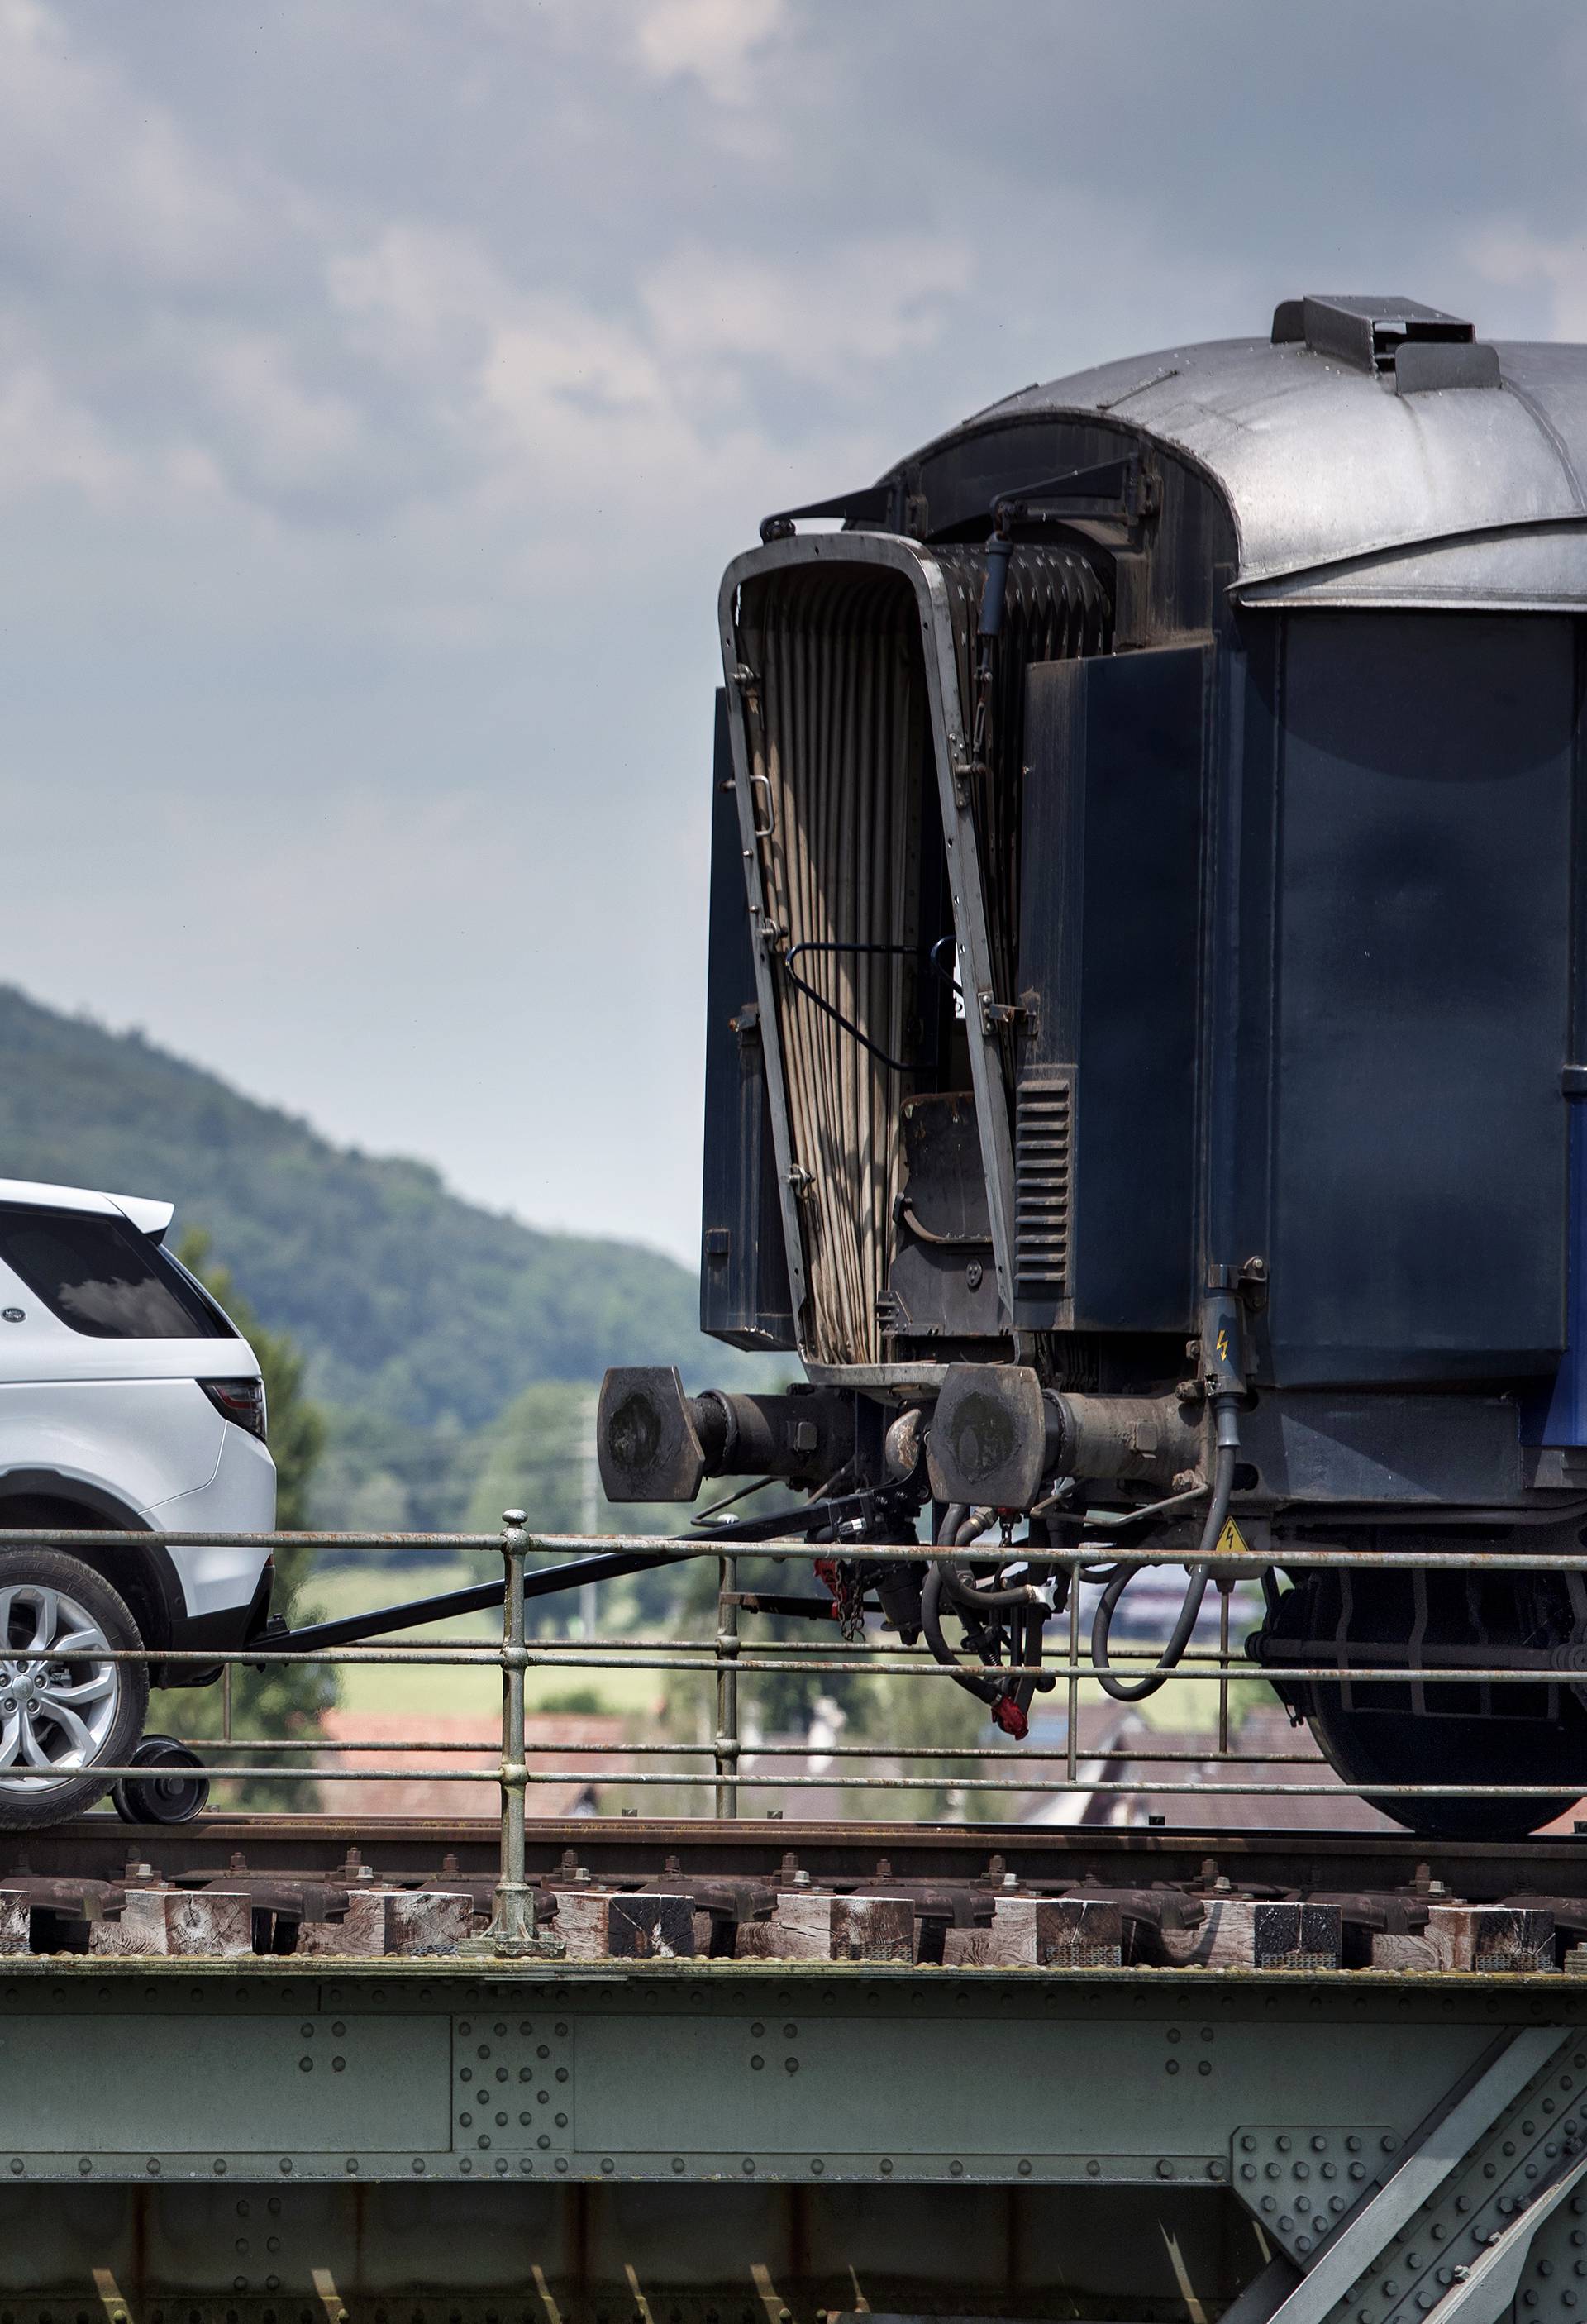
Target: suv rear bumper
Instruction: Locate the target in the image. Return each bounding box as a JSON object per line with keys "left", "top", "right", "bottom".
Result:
{"left": 156, "top": 1556, "right": 276, "bottom": 1688}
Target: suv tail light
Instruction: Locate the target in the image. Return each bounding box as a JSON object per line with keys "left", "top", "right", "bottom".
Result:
{"left": 198, "top": 1377, "right": 268, "bottom": 1442}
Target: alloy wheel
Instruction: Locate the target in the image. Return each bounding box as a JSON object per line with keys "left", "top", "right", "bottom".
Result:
{"left": 0, "top": 1582, "right": 121, "bottom": 1797}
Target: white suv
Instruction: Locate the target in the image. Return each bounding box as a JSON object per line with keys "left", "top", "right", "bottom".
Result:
{"left": 0, "top": 1179, "right": 277, "bottom": 1826}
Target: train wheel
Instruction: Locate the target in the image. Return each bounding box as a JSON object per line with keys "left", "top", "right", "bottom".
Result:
{"left": 112, "top": 1735, "right": 210, "bottom": 1825}
{"left": 1302, "top": 1695, "right": 1582, "bottom": 1840}
{"left": 1257, "top": 1566, "right": 1587, "bottom": 1840}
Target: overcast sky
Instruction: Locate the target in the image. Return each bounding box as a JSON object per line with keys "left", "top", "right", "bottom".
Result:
{"left": 3, "top": 0, "right": 1586, "bottom": 1262}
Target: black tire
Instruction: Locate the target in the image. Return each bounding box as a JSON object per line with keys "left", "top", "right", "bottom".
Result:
{"left": 0, "top": 1549, "right": 149, "bottom": 1830}
{"left": 1262, "top": 1568, "right": 1586, "bottom": 1840}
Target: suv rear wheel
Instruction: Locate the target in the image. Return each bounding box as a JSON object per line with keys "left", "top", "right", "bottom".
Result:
{"left": 0, "top": 1550, "right": 148, "bottom": 1828}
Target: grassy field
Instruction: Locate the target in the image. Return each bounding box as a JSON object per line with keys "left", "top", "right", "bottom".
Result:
{"left": 300, "top": 1557, "right": 673, "bottom": 1721}
{"left": 295, "top": 1556, "right": 1278, "bottom": 1739}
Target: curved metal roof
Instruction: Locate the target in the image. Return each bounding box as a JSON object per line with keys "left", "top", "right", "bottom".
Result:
{"left": 948, "top": 331, "right": 1587, "bottom": 608}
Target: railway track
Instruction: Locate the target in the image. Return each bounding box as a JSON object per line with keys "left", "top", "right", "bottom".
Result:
{"left": 7, "top": 1814, "right": 1587, "bottom": 1973}
{"left": 16, "top": 1810, "right": 1587, "bottom": 1892}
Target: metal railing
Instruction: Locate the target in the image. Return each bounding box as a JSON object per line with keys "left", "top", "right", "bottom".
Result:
{"left": 3, "top": 1520, "right": 1587, "bottom": 1952}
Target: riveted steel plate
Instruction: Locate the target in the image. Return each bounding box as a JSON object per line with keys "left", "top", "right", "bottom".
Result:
{"left": 451, "top": 2006, "right": 572, "bottom": 2166}
{"left": 0, "top": 1964, "right": 1545, "bottom": 2188}
{"left": 571, "top": 2011, "right": 1478, "bottom": 2177}
{"left": 0, "top": 2011, "right": 450, "bottom": 2159}
{"left": 1337, "top": 2040, "right": 1587, "bottom": 2322}
{"left": 1229, "top": 2125, "right": 1394, "bottom": 2262}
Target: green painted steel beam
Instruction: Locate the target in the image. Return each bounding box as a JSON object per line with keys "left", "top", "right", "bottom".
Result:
{"left": 0, "top": 1959, "right": 1575, "bottom": 2190}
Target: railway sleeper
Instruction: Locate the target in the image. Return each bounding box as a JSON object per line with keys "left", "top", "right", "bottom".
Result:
{"left": 2, "top": 1859, "right": 1585, "bottom": 1971}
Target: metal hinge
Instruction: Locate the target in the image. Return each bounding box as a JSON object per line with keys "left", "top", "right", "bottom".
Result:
{"left": 1127, "top": 464, "right": 1162, "bottom": 522}
{"left": 979, "top": 992, "right": 1029, "bottom": 1037}
{"left": 1237, "top": 1253, "right": 1269, "bottom": 1312}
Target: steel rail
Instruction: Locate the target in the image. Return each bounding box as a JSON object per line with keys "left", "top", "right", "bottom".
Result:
{"left": 25, "top": 1811, "right": 1584, "bottom": 1855}
{"left": 23, "top": 1809, "right": 1587, "bottom": 1923}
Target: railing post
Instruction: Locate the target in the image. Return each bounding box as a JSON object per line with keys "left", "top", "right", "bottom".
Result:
{"left": 464, "top": 1508, "right": 564, "bottom": 1959}
{"left": 714, "top": 1553, "right": 740, "bottom": 1819}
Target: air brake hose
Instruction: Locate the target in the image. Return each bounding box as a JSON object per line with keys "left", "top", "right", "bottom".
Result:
{"left": 941, "top": 1562, "right": 1053, "bottom": 1611}
{"left": 1008, "top": 1605, "right": 1048, "bottom": 1722}
{"left": 921, "top": 1560, "right": 1003, "bottom": 1712}
{"left": 922, "top": 1511, "right": 1051, "bottom": 1738}
{"left": 1089, "top": 1392, "right": 1241, "bottom": 1705}
{"left": 941, "top": 1506, "right": 1053, "bottom": 1615}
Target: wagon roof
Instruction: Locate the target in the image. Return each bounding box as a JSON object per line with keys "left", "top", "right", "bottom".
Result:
{"left": 917, "top": 307, "right": 1587, "bottom": 609}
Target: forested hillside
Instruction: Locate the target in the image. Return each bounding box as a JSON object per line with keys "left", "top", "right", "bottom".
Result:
{"left": 0, "top": 985, "right": 762, "bottom": 1431}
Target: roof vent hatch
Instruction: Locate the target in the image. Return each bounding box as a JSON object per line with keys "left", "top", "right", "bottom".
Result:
{"left": 1271, "top": 295, "right": 1500, "bottom": 392}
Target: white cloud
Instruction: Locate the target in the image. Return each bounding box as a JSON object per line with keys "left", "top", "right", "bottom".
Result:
{"left": 0, "top": 0, "right": 269, "bottom": 289}
{"left": 327, "top": 225, "right": 514, "bottom": 373}
{"left": 325, "top": 217, "right": 953, "bottom": 556}
{"left": 0, "top": 363, "right": 128, "bottom": 503}
{"left": 629, "top": 0, "right": 789, "bottom": 105}
{"left": 199, "top": 334, "right": 366, "bottom": 490}
{"left": 641, "top": 235, "right": 973, "bottom": 392}
{"left": 330, "top": 223, "right": 730, "bottom": 527}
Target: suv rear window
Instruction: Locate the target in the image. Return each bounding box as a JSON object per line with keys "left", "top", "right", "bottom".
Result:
{"left": 0, "top": 1207, "right": 233, "bottom": 1339}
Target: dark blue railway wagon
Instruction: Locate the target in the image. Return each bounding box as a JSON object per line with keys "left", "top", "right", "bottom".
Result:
{"left": 599, "top": 295, "right": 1587, "bottom": 1838}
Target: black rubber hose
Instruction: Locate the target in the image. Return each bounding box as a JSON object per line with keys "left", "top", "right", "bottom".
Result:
{"left": 943, "top": 1510, "right": 1052, "bottom": 1607}
{"left": 1089, "top": 1393, "right": 1241, "bottom": 1705}
{"left": 1090, "top": 1559, "right": 1211, "bottom": 1706}
{"left": 941, "top": 1562, "right": 1052, "bottom": 1612}
{"left": 1009, "top": 1605, "right": 1046, "bottom": 1715}
{"left": 921, "top": 1561, "right": 1003, "bottom": 1708}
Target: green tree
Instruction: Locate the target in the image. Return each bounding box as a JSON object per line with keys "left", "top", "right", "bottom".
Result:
{"left": 146, "top": 1231, "right": 336, "bottom": 1804}
{"left": 655, "top": 1559, "right": 1022, "bottom": 1821}
{"left": 464, "top": 1379, "right": 688, "bottom": 1636}
{"left": 842, "top": 1659, "right": 1019, "bottom": 1822}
